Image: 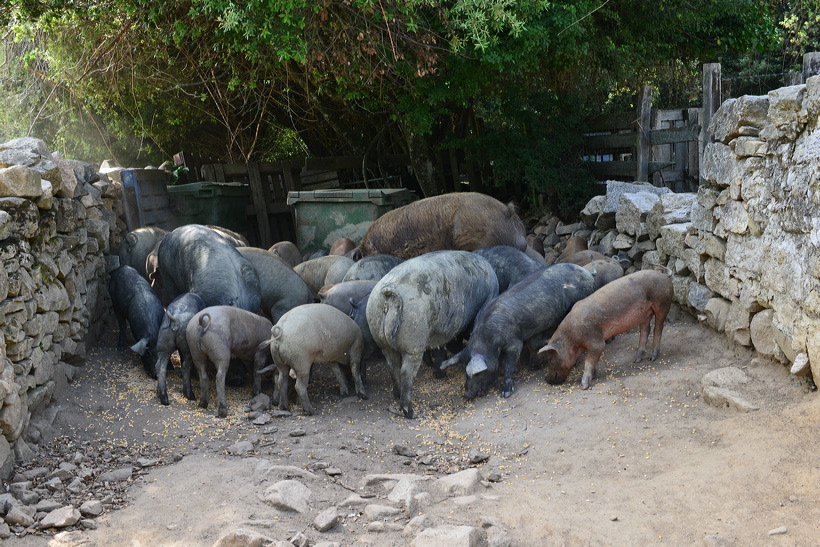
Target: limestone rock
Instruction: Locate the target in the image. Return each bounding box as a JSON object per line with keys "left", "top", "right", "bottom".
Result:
{"left": 646, "top": 192, "right": 696, "bottom": 240}
{"left": 615, "top": 192, "right": 659, "bottom": 237}
{"left": 364, "top": 504, "right": 401, "bottom": 521}
{"left": 213, "top": 528, "right": 276, "bottom": 547}
{"left": 601, "top": 181, "right": 669, "bottom": 214}
{"left": 413, "top": 525, "right": 483, "bottom": 547}
{"left": 261, "top": 480, "right": 311, "bottom": 513}
{"left": 704, "top": 298, "right": 731, "bottom": 333}
{"left": 313, "top": 506, "right": 339, "bottom": 532}
{"left": 98, "top": 467, "right": 132, "bottom": 483}
{"left": 40, "top": 506, "right": 81, "bottom": 528}
{"left": 702, "top": 386, "right": 759, "bottom": 412}
{"left": 749, "top": 309, "right": 783, "bottom": 359}
{"left": 708, "top": 94, "right": 769, "bottom": 143}
{"left": 433, "top": 468, "right": 483, "bottom": 498}
{"left": 0, "top": 165, "right": 42, "bottom": 198}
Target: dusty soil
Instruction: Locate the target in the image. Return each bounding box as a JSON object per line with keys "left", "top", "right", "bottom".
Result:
{"left": 7, "top": 305, "right": 820, "bottom": 546}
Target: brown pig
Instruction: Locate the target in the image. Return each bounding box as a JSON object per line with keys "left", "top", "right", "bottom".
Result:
{"left": 355, "top": 192, "right": 527, "bottom": 260}
{"left": 265, "top": 303, "right": 366, "bottom": 415}
{"left": 186, "top": 306, "right": 273, "bottom": 417}
{"left": 330, "top": 237, "right": 356, "bottom": 256}
{"left": 558, "top": 249, "right": 612, "bottom": 267}
{"left": 555, "top": 235, "right": 587, "bottom": 262}
{"left": 538, "top": 270, "right": 673, "bottom": 390}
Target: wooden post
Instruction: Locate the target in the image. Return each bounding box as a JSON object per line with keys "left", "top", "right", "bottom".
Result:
{"left": 247, "top": 162, "right": 273, "bottom": 248}
{"left": 804, "top": 52, "right": 820, "bottom": 81}
{"left": 635, "top": 85, "right": 652, "bottom": 182}
{"left": 701, "top": 63, "right": 721, "bottom": 185}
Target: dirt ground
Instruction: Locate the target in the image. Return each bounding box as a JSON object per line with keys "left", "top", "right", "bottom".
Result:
{"left": 7, "top": 304, "right": 820, "bottom": 546}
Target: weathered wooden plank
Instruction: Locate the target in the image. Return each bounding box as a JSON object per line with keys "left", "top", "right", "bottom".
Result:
{"left": 304, "top": 154, "right": 411, "bottom": 171}
{"left": 585, "top": 160, "right": 675, "bottom": 179}
{"left": 583, "top": 132, "right": 635, "bottom": 149}
{"left": 587, "top": 112, "right": 635, "bottom": 132}
{"left": 636, "top": 86, "right": 652, "bottom": 182}
{"left": 247, "top": 162, "right": 273, "bottom": 248}
{"left": 648, "top": 126, "right": 700, "bottom": 146}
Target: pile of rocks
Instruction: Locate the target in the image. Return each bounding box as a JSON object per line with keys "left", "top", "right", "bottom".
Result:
{"left": 0, "top": 137, "right": 124, "bottom": 477}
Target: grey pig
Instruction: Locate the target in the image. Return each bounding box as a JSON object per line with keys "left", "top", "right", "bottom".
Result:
{"left": 154, "top": 293, "right": 206, "bottom": 405}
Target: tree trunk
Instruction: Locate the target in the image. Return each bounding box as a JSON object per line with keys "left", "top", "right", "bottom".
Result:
{"left": 404, "top": 128, "right": 443, "bottom": 197}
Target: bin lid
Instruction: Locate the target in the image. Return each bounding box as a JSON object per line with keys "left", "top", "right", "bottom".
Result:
{"left": 287, "top": 188, "right": 415, "bottom": 206}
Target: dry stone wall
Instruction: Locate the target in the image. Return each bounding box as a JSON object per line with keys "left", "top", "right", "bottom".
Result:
{"left": 557, "top": 76, "right": 820, "bottom": 385}
{"left": 0, "top": 138, "right": 125, "bottom": 478}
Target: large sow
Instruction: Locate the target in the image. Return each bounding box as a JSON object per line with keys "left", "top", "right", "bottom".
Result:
{"left": 356, "top": 192, "right": 527, "bottom": 259}
{"left": 156, "top": 224, "right": 261, "bottom": 312}
{"left": 366, "top": 250, "right": 499, "bottom": 418}
{"left": 118, "top": 227, "right": 167, "bottom": 280}
{"left": 237, "top": 247, "right": 315, "bottom": 322}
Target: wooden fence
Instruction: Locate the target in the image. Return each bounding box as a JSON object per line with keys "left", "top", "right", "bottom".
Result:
{"left": 581, "top": 52, "right": 820, "bottom": 191}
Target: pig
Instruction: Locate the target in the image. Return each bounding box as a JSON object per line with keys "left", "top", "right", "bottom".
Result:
{"left": 108, "top": 265, "right": 166, "bottom": 376}
{"left": 347, "top": 293, "right": 380, "bottom": 389}
{"left": 558, "top": 250, "right": 611, "bottom": 267}
{"left": 186, "top": 306, "right": 273, "bottom": 417}
{"left": 156, "top": 224, "right": 261, "bottom": 312}
{"left": 366, "top": 250, "right": 499, "bottom": 418}
{"left": 154, "top": 293, "right": 207, "bottom": 405}
{"left": 118, "top": 227, "right": 167, "bottom": 279}
{"left": 473, "top": 245, "right": 544, "bottom": 292}
{"left": 538, "top": 270, "right": 674, "bottom": 390}
{"left": 354, "top": 192, "right": 527, "bottom": 260}
{"left": 330, "top": 237, "right": 356, "bottom": 256}
{"left": 318, "top": 280, "right": 378, "bottom": 316}
{"left": 340, "top": 254, "right": 404, "bottom": 282}
{"left": 441, "top": 263, "right": 596, "bottom": 398}
{"left": 268, "top": 241, "right": 303, "bottom": 268}
{"left": 584, "top": 259, "right": 624, "bottom": 290}
{"left": 237, "top": 247, "right": 315, "bottom": 322}
{"left": 555, "top": 235, "right": 587, "bottom": 263}
{"left": 294, "top": 255, "right": 355, "bottom": 294}
{"left": 266, "top": 303, "right": 366, "bottom": 415}
{"left": 207, "top": 225, "right": 248, "bottom": 247}
{"left": 303, "top": 249, "right": 328, "bottom": 261}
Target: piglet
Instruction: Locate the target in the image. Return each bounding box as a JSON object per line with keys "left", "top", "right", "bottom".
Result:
{"left": 154, "top": 293, "right": 206, "bottom": 405}
{"left": 186, "top": 306, "right": 273, "bottom": 417}
{"left": 538, "top": 270, "right": 673, "bottom": 390}
{"left": 265, "top": 303, "right": 366, "bottom": 415}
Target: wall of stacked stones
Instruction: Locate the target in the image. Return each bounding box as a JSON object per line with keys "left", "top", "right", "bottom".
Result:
{"left": 0, "top": 138, "right": 125, "bottom": 477}
{"left": 547, "top": 76, "right": 820, "bottom": 384}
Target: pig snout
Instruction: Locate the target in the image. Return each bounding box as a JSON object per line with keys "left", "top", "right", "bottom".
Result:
{"left": 544, "top": 367, "right": 570, "bottom": 385}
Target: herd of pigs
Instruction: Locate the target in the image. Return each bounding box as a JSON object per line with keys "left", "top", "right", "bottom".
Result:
{"left": 108, "top": 192, "right": 674, "bottom": 420}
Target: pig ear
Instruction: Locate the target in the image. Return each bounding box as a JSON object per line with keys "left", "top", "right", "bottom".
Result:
{"left": 465, "top": 357, "right": 488, "bottom": 377}
{"left": 130, "top": 338, "right": 149, "bottom": 355}
{"left": 537, "top": 343, "right": 555, "bottom": 355}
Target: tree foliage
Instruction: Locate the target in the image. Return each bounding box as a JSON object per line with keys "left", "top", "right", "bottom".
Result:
{"left": 0, "top": 0, "right": 787, "bottom": 214}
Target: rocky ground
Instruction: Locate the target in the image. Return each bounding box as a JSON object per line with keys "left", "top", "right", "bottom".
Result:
{"left": 2, "top": 305, "right": 820, "bottom": 546}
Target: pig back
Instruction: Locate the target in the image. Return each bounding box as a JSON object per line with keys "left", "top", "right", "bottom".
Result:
{"left": 341, "top": 254, "right": 404, "bottom": 282}
{"left": 366, "top": 250, "right": 499, "bottom": 353}
{"left": 473, "top": 245, "right": 543, "bottom": 292}
{"left": 157, "top": 224, "right": 261, "bottom": 312}
{"left": 358, "top": 192, "right": 527, "bottom": 259}
{"left": 118, "top": 227, "right": 167, "bottom": 279}
{"left": 271, "top": 303, "right": 362, "bottom": 359}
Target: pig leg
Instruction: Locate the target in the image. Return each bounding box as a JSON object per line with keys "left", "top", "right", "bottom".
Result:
{"left": 213, "top": 358, "right": 230, "bottom": 417}
{"left": 329, "top": 363, "right": 351, "bottom": 398}
{"left": 581, "top": 344, "right": 605, "bottom": 390}
{"left": 195, "top": 357, "right": 211, "bottom": 410}
{"left": 155, "top": 350, "right": 173, "bottom": 406}
{"left": 276, "top": 366, "right": 290, "bottom": 410}
{"left": 633, "top": 317, "right": 652, "bottom": 363}
{"left": 382, "top": 347, "right": 403, "bottom": 399}
{"left": 113, "top": 306, "right": 128, "bottom": 351}
{"left": 399, "top": 352, "right": 424, "bottom": 419}
{"left": 500, "top": 343, "right": 524, "bottom": 398}
{"left": 293, "top": 362, "right": 314, "bottom": 415}
{"left": 649, "top": 304, "right": 671, "bottom": 361}
{"left": 349, "top": 340, "right": 367, "bottom": 400}
{"left": 181, "top": 352, "right": 196, "bottom": 400}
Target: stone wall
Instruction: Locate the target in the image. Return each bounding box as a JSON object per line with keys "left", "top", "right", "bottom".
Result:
{"left": 569, "top": 76, "right": 820, "bottom": 384}
{"left": 0, "top": 138, "right": 125, "bottom": 478}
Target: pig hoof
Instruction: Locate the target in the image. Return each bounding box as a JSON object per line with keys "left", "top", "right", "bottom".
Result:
{"left": 357, "top": 391, "right": 369, "bottom": 400}
{"left": 218, "top": 405, "right": 228, "bottom": 418}
{"left": 158, "top": 392, "right": 169, "bottom": 406}
{"left": 501, "top": 390, "right": 512, "bottom": 398}
{"left": 433, "top": 367, "right": 446, "bottom": 379}
{"left": 198, "top": 400, "right": 208, "bottom": 410}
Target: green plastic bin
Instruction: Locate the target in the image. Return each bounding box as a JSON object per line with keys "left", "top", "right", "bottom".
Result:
{"left": 286, "top": 188, "right": 417, "bottom": 253}
{"left": 167, "top": 182, "right": 250, "bottom": 234}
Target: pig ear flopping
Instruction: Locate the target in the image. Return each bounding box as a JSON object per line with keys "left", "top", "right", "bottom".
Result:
{"left": 130, "top": 338, "right": 149, "bottom": 355}
{"left": 537, "top": 343, "right": 557, "bottom": 356}
{"left": 465, "top": 357, "right": 488, "bottom": 377}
